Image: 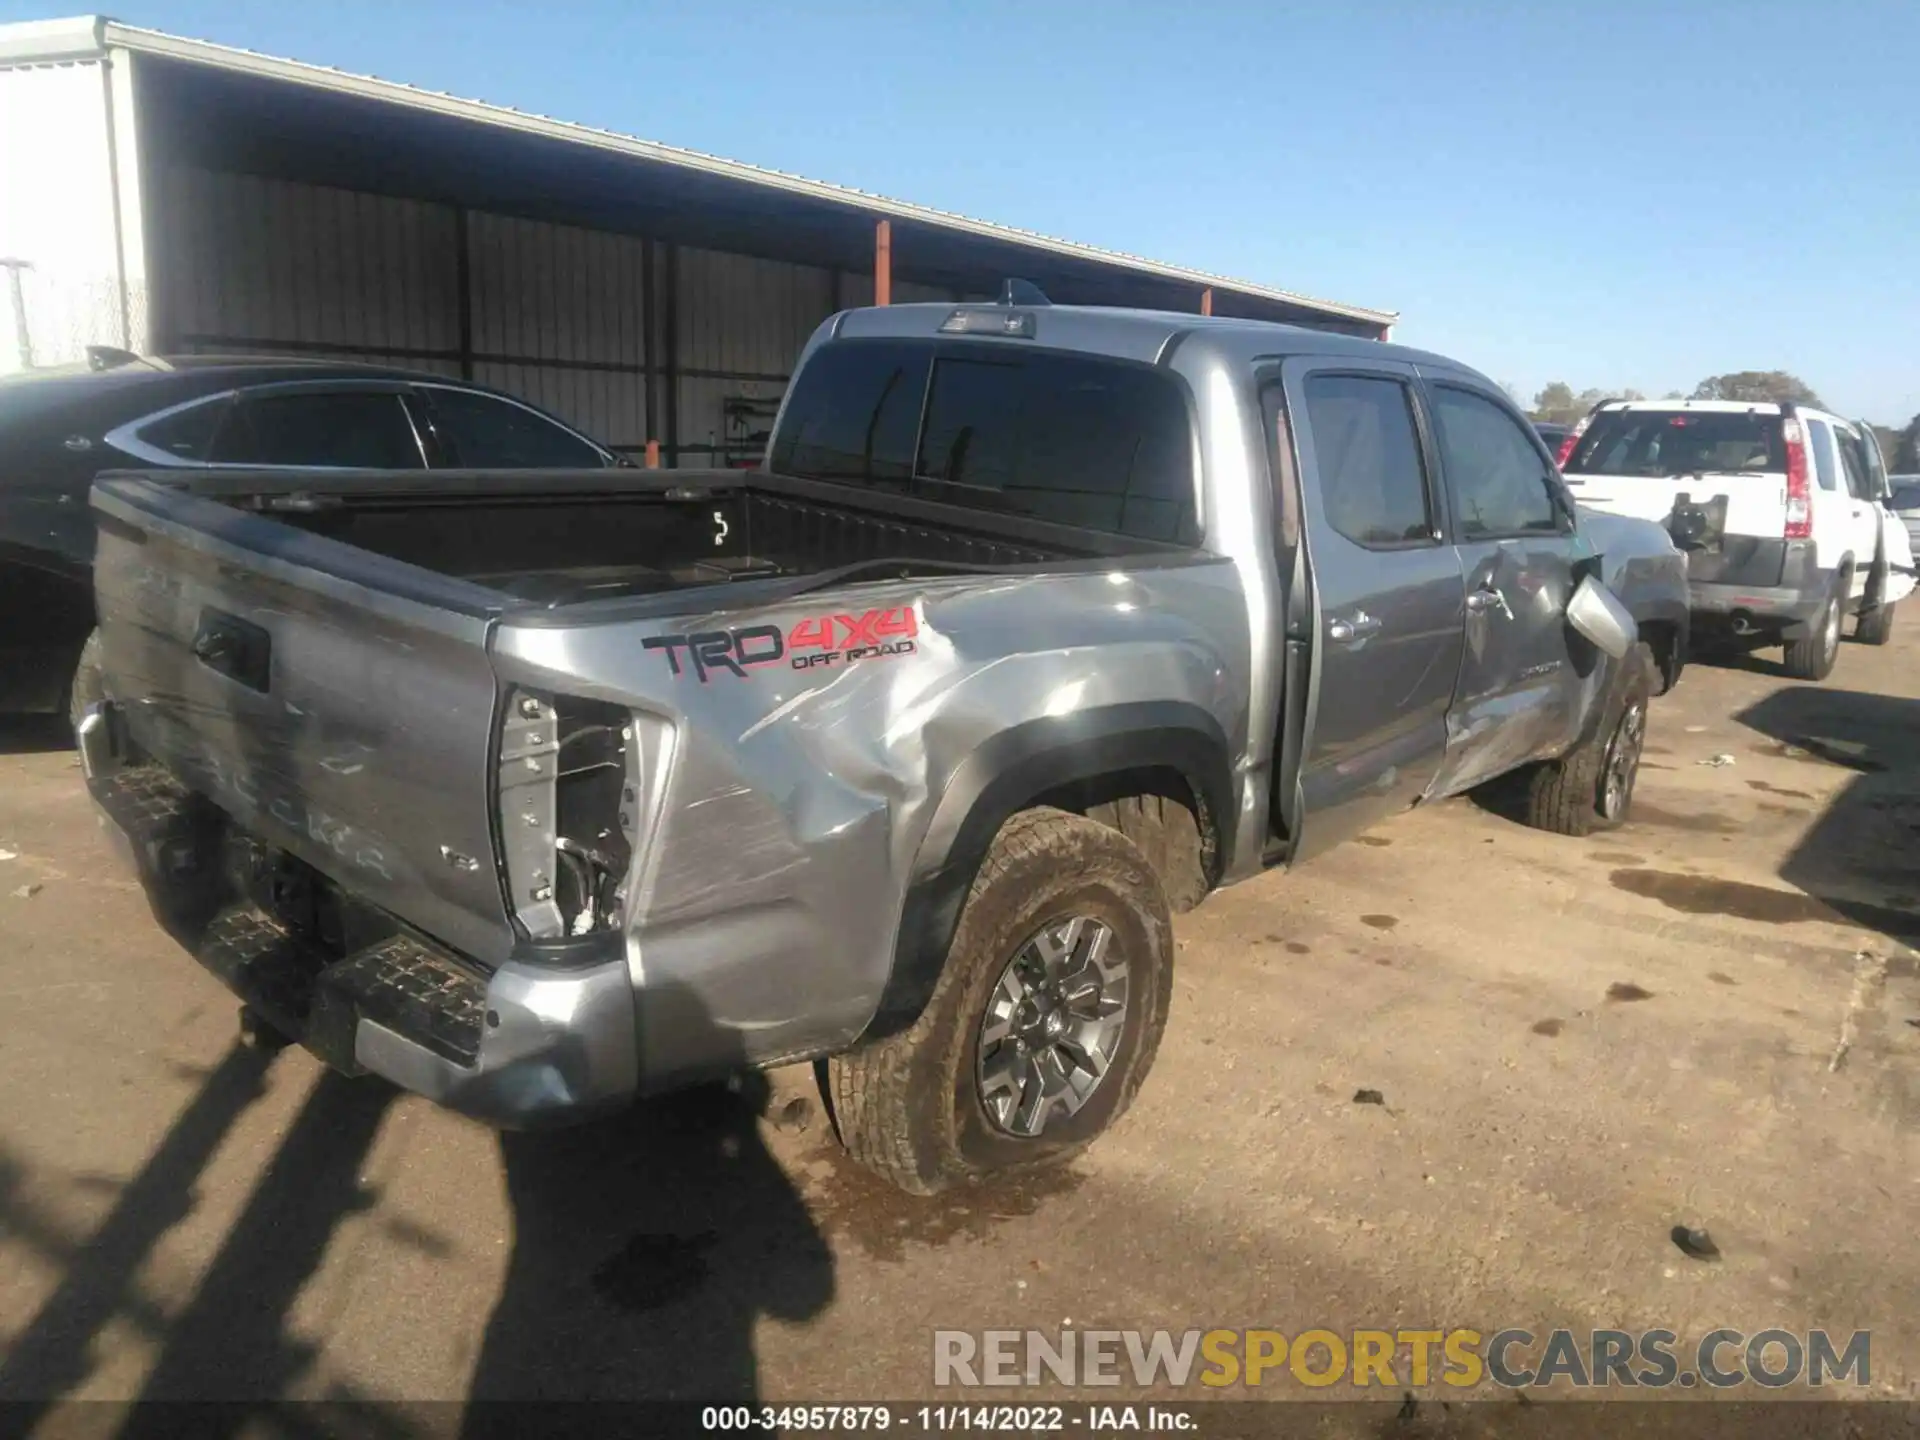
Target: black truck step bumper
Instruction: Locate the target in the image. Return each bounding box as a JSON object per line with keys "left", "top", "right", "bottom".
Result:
{"left": 82, "top": 713, "right": 639, "bottom": 1128}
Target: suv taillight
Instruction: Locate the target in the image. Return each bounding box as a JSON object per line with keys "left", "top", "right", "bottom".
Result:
{"left": 1554, "top": 415, "right": 1591, "bottom": 469}
{"left": 1782, "top": 415, "right": 1813, "bottom": 540}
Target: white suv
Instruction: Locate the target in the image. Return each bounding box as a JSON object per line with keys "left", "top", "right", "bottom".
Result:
{"left": 1557, "top": 399, "right": 1915, "bottom": 681}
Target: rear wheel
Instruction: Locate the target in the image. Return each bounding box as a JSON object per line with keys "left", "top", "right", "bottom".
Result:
{"left": 829, "top": 807, "right": 1174, "bottom": 1195}
{"left": 1521, "top": 641, "right": 1656, "bottom": 838}
{"left": 1782, "top": 589, "right": 1843, "bottom": 681}
{"left": 1855, "top": 600, "right": 1895, "bottom": 647}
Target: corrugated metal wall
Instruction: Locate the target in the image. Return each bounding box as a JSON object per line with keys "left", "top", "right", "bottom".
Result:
{"left": 156, "top": 168, "right": 463, "bottom": 375}
{"left": 150, "top": 167, "right": 860, "bottom": 462}
{"left": 468, "top": 211, "right": 651, "bottom": 450}
{"left": 672, "top": 246, "right": 832, "bottom": 465}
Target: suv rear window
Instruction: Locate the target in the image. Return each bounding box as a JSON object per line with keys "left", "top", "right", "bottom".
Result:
{"left": 1563, "top": 409, "right": 1785, "bottom": 477}
{"left": 769, "top": 339, "right": 1197, "bottom": 545}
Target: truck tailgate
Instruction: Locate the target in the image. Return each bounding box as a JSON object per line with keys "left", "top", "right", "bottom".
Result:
{"left": 91, "top": 478, "right": 518, "bottom": 968}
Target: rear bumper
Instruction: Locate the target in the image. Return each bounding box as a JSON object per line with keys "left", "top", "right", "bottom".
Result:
{"left": 80, "top": 706, "right": 638, "bottom": 1127}
{"left": 1686, "top": 540, "right": 1831, "bottom": 631}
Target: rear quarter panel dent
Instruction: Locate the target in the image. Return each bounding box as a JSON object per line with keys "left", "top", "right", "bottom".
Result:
{"left": 489, "top": 561, "right": 1250, "bottom": 1082}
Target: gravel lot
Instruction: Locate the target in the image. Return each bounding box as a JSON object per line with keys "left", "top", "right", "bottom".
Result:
{"left": 0, "top": 627, "right": 1915, "bottom": 1426}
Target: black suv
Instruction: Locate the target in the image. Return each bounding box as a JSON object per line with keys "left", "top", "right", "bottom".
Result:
{"left": 1, "top": 353, "right": 620, "bottom": 719}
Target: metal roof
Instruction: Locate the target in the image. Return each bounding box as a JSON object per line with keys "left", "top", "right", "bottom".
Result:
{"left": 0, "top": 15, "right": 1396, "bottom": 330}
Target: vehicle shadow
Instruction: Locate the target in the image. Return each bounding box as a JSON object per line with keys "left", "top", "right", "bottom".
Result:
{"left": 1685, "top": 633, "right": 1791, "bottom": 679}
{"left": 0, "top": 1005, "right": 835, "bottom": 1433}
{"left": 0, "top": 715, "right": 73, "bottom": 756}
{"left": 460, "top": 1028, "right": 836, "bottom": 1432}
{"left": 0, "top": 1043, "right": 411, "bottom": 1440}
{"left": 1733, "top": 684, "right": 1920, "bottom": 946}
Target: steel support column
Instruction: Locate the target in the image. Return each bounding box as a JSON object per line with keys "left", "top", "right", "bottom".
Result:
{"left": 641, "top": 235, "right": 657, "bottom": 447}
{"left": 662, "top": 242, "right": 680, "bottom": 465}
{"left": 453, "top": 207, "right": 473, "bottom": 380}
{"left": 874, "top": 219, "right": 892, "bottom": 307}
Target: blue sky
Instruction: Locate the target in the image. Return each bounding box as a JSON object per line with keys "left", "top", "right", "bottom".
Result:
{"left": 9, "top": 0, "right": 1918, "bottom": 423}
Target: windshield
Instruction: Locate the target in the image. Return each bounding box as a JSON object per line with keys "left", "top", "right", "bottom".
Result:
{"left": 1563, "top": 409, "right": 1785, "bottom": 477}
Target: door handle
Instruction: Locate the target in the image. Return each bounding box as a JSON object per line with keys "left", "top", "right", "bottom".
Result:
{"left": 1327, "top": 611, "right": 1382, "bottom": 644}
{"left": 1465, "top": 587, "right": 1512, "bottom": 618}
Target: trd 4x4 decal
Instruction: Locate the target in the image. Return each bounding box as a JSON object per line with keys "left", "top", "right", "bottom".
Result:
{"left": 643, "top": 605, "right": 919, "bottom": 683}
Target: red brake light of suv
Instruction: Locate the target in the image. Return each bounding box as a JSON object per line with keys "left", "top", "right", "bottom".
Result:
{"left": 1782, "top": 413, "right": 1813, "bottom": 539}
{"left": 1555, "top": 415, "right": 1591, "bottom": 469}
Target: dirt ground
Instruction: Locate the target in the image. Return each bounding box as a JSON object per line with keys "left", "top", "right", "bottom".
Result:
{"left": 0, "top": 624, "right": 1916, "bottom": 1429}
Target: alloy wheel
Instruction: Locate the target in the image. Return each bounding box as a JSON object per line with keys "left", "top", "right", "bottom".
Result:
{"left": 976, "top": 915, "right": 1129, "bottom": 1138}
{"left": 1601, "top": 699, "right": 1647, "bottom": 821}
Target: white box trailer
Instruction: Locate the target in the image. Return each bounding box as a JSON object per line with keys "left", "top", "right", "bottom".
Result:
{"left": 1, "top": 16, "right": 1394, "bottom": 462}
{"left": 0, "top": 21, "right": 149, "bottom": 368}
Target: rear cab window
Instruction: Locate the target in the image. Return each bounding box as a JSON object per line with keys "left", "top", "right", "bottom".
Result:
{"left": 768, "top": 339, "right": 1199, "bottom": 545}
{"left": 1564, "top": 408, "right": 1785, "bottom": 477}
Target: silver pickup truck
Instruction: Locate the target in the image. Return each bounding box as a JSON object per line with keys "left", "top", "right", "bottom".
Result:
{"left": 79, "top": 299, "right": 1688, "bottom": 1194}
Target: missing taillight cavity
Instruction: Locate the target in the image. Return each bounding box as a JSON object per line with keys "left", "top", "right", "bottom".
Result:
{"left": 497, "top": 688, "right": 637, "bottom": 941}
{"left": 552, "top": 695, "right": 634, "bottom": 935}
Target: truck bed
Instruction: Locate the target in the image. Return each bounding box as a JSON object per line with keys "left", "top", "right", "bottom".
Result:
{"left": 121, "top": 466, "right": 1159, "bottom": 612}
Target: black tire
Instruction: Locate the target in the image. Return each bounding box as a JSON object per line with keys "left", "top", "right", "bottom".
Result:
{"left": 1521, "top": 641, "right": 1656, "bottom": 838}
{"left": 1086, "top": 790, "right": 1210, "bottom": 913}
{"left": 829, "top": 806, "right": 1174, "bottom": 1195}
{"left": 66, "top": 628, "right": 106, "bottom": 735}
{"left": 1855, "top": 601, "right": 1895, "bottom": 647}
{"left": 1782, "top": 587, "right": 1843, "bottom": 681}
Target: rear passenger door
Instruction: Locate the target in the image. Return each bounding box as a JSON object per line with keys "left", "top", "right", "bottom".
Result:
{"left": 1834, "top": 425, "right": 1885, "bottom": 604}
{"left": 1281, "top": 359, "right": 1466, "bottom": 861}
{"left": 1422, "top": 379, "right": 1585, "bottom": 794}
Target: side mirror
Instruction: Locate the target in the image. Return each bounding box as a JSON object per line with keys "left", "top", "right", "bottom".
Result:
{"left": 1566, "top": 574, "right": 1636, "bottom": 660}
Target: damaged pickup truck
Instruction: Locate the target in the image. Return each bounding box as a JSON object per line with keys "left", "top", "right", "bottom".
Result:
{"left": 80, "top": 298, "right": 1688, "bottom": 1194}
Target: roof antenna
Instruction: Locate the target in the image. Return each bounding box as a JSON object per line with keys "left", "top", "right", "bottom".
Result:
{"left": 1000, "top": 278, "right": 1051, "bottom": 307}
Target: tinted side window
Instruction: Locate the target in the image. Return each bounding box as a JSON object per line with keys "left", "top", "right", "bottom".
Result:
{"left": 1430, "top": 386, "right": 1559, "bottom": 539}
{"left": 211, "top": 392, "right": 423, "bottom": 468}
{"left": 132, "top": 398, "right": 227, "bottom": 461}
{"left": 768, "top": 340, "right": 930, "bottom": 484}
{"left": 1807, "top": 418, "right": 1838, "bottom": 491}
{"left": 1836, "top": 430, "right": 1872, "bottom": 500}
{"left": 1299, "top": 374, "right": 1432, "bottom": 548}
{"left": 422, "top": 388, "right": 605, "bottom": 468}
{"left": 913, "top": 351, "right": 1195, "bottom": 542}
